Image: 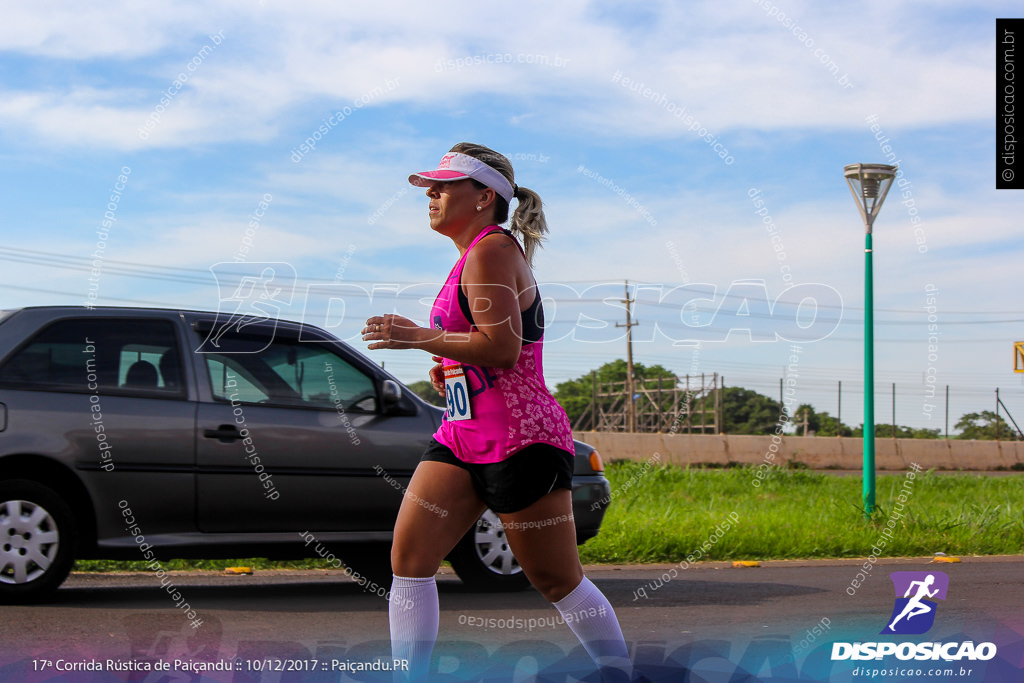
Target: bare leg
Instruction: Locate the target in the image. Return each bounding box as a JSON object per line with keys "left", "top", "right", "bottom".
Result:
{"left": 500, "top": 489, "right": 632, "bottom": 681}
{"left": 498, "top": 488, "right": 583, "bottom": 601}
{"left": 389, "top": 461, "right": 486, "bottom": 682}
{"left": 391, "top": 460, "right": 487, "bottom": 577}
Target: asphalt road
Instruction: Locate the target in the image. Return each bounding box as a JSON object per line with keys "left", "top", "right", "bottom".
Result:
{"left": 1, "top": 557, "right": 1021, "bottom": 682}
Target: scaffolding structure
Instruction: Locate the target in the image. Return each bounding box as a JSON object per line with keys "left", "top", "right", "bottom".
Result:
{"left": 572, "top": 372, "right": 720, "bottom": 434}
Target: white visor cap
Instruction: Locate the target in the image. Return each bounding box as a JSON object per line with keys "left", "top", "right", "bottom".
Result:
{"left": 408, "top": 152, "right": 515, "bottom": 203}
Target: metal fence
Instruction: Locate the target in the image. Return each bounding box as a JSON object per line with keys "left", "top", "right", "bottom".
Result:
{"left": 571, "top": 372, "right": 1024, "bottom": 439}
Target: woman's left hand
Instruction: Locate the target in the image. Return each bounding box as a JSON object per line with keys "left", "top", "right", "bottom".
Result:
{"left": 362, "top": 314, "right": 425, "bottom": 350}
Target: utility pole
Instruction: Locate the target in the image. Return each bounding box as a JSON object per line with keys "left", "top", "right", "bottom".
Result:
{"left": 616, "top": 280, "right": 638, "bottom": 432}
{"left": 837, "top": 380, "right": 842, "bottom": 438}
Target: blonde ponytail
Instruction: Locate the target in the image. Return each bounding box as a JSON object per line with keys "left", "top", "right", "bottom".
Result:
{"left": 509, "top": 185, "right": 547, "bottom": 266}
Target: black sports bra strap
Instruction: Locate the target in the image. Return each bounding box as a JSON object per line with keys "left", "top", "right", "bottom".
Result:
{"left": 457, "top": 229, "right": 544, "bottom": 344}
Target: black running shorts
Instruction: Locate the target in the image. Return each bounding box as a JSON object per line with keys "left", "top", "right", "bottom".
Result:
{"left": 420, "top": 438, "right": 573, "bottom": 513}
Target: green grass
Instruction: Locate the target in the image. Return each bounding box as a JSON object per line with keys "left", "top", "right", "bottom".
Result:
{"left": 75, "top": 463, "right": 1024, "bottom": 572}
{"left": 74, "top": 558, "right": 342, "bottom": 573}
{"left": 577, "top": 462, "right": 1024, "bottom": 564}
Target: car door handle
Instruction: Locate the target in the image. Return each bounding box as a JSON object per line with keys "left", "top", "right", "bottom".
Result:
{"left": 203, "top": 425, "right": 244, "bottom": 441}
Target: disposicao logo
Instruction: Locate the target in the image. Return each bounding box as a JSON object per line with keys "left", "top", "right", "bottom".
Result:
{"left": 882, "top": 571, "right": 948, "bottom": 635}
{"left": 831, "top": 570, "right": 998, "bottom": 663}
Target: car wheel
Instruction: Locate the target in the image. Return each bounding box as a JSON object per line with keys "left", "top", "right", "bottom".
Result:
{"left": 448, "top": 509, "right": 530, "bottom": 591}
{"left": 0, "top": 480, "right": 77, "bottom": 604}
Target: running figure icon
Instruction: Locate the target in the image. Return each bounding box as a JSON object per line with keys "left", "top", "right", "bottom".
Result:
{"left": 196, "top": 262, "right": 296, "bottom": 354}
{"left": 888, "top": 574, "right": 939, "bottom": 631}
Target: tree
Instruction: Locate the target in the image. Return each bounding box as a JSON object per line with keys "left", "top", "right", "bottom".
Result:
{"left": 813, "top": 411, "right": 855, "bottom": 437}
{"left": 720, "top": 386, "right": 782, "bottom": 435}
{"left": 954, "top": 411, "right": 1020, "bottom": 440}
{"left": 792, "top": 403, "right": 942, "bottom": 438}
{"left": 791, "top": 404, "right": 852, "bottom": 437}
{"left": 850, "top": 424, "right": 942, "bottom": 439}
{"left": 406, "top": 380, "right": 445, "bottom": 407}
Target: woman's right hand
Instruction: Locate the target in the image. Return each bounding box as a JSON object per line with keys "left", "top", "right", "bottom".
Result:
{"left": 428, "top": 355, "right": 445, "bottom": 397}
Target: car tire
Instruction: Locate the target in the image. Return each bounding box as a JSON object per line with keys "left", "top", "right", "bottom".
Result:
{"left": 0, "top": 480, "right": 77, "bottom": 604}
{"left": 448, "top": 509, "right": 530, "bottom": 592}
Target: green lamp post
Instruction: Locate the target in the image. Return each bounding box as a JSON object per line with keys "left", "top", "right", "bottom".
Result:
{"left": 844, "top": 163, "right": 898, "bottom": 518}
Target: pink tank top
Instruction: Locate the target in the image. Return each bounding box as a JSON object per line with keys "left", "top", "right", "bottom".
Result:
{"left": 430, "top": 227, "right": 574, "bottom": 463}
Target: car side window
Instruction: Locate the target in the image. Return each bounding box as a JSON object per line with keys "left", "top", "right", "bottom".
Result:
{"left": 206, "top": 359, "right": 269, "bottom": 403}
{"left": 203, "top": 335, "right": 377, "bottom": 412}
{"left": 0, "top": 318, "right": 185, "bottom": 396}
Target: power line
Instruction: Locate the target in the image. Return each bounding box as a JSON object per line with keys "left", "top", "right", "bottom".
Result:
{"left": 2, "top": 247, "right": 1020, "bottom": 317}
{"left": 1, "top": 279, "right": 1015, "bottom": 345}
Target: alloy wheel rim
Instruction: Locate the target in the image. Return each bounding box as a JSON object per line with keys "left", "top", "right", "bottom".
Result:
{"left": 0, "top": 499, "right": 60, "bottom": 585}
{"left": 473, "top": 509, "right": 522, "bottom": 576}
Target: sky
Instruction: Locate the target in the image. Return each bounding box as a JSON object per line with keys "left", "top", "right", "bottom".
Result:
{"left": 0, "top": 0, "right": 1021, "bottom": 435}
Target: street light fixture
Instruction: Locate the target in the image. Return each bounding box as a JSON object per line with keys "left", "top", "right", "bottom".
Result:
{"left": 844, "top": 162, "right": 897, "bottom": 518}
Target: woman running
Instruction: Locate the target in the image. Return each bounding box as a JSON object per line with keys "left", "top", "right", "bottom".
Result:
{"left": 362, "top": 143, "right": 632, "bottom": 681}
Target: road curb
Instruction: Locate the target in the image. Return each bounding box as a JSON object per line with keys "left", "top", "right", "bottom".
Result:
{"left": 582, "top": 554, "right": 1024, "bottom": 573}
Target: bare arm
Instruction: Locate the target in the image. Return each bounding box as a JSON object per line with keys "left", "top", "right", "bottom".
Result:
{"left": 362, "top": 236, "right": 527, "bottom": 369}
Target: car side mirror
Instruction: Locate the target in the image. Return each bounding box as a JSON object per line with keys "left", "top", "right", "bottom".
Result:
{"left": 381, "top": 379, "right": 402, "bottom": 410}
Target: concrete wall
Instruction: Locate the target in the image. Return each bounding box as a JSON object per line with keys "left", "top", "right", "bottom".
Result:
{"left": 572, "top": 432, "right": 1024, "bottom": 471}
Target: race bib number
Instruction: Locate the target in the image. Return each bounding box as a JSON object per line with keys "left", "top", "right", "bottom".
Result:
{"left": 443, "top": 364, "right": 472, "bottom": 421}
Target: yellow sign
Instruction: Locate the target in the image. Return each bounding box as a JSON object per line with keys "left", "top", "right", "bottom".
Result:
{"left": 1016, "top": 342, "right": 1024, "bottom": 373}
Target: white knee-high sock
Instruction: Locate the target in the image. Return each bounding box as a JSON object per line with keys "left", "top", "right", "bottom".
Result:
{"left": 389, "top": 575, "right": 438, "bottom": 682}
{"left": 553, "top": 576, "right": 633, "bottom": 681}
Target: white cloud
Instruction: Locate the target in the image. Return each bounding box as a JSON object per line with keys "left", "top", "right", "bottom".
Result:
{"left": 0, "top": 1, "right": 203, "bottom": 58}
{"left": 0, "top": 1, "right": 1002, "bottom": 151}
